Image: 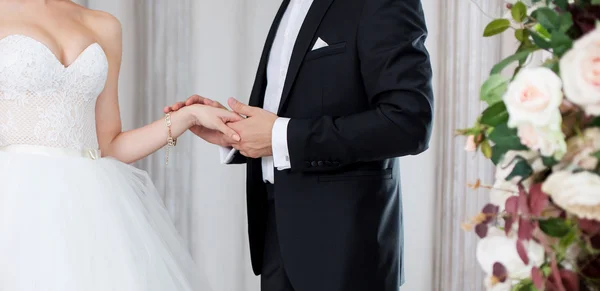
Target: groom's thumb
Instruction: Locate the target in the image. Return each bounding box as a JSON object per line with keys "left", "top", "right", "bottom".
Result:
{"left": 228, "top": 97, "right": 255, "bottom": 116}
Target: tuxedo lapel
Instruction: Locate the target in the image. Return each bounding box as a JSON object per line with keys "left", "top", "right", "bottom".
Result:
{"left": 277, "top": 0, "right": 335, "bottom": 113}
{"left": 249, "top": 0, "right": 291, "bottom": 108}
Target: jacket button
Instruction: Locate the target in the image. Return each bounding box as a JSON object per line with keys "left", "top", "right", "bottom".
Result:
{"left": 333, "top": 161, "right": 340, "bottom": 166}
{"left": 305, "top": 161, "right": 311, "bottom": 167}
{"left": 317, "top": 161, "right": 324, "bottom": 166}
{"left": 311, "top": 161, "right": 318, "bottom": 167}
{"left": 325, "top": 161, "right": 332, "bottom": 167}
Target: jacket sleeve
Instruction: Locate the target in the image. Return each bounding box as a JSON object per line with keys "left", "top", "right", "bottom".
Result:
{"left": 286, "top": 0, "right": 434, "bottom": 173}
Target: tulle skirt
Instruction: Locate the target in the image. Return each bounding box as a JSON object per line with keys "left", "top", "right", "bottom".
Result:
{"left": 0, "top": 145, "right": 211, "bottom": 291}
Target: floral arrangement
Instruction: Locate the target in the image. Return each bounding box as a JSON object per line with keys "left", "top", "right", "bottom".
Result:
{"left": 459, "top": 0, "right": 600, "bottom": 290}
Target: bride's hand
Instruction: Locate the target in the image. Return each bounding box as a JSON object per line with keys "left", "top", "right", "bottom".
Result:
{"left": 185, "top": 104, "right": 242, "bottom": 143}
{"left": 164, "top": 95, "right": 228, "bottom": 113}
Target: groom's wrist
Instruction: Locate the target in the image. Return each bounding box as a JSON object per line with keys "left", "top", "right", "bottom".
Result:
{"left": 272, "top": 117, "right": 291, "bottom": 169}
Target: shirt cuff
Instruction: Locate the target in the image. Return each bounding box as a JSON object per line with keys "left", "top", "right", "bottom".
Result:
{"left": 272, "top": 117, "right": 291, "bottom": 170}
{"left": 219, "top": 146, "right": 238, "bottom": 164}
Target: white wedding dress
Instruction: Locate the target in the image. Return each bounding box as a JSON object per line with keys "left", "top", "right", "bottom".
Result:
{"left": 0, "top": 35, "right": 211, "bottom": 291}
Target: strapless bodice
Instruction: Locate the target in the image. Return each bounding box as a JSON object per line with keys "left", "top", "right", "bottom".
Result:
{"left": 0, "top": 35, "right": 108, "bottom": 150}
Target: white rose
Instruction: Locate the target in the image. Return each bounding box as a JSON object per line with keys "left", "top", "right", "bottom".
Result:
{"left": 517, "top": 123, "right": 567, "bottom": 159}
{"left": 542, "top": 171, "right": 600, "bottom": 220}
{"left": 495, "top": 150, "right": 546, "bottom": 184}
{"left": 477, "top": 227, "right": 545, "bottom": 280}
{"left": 561, "top": 28, "right": 600, "bottom": 116}
{"left": 556, "top": 128, "right": 600, "bottom": 171}
{"left": 503, "top": 67, "right": 563, "bottom": 130}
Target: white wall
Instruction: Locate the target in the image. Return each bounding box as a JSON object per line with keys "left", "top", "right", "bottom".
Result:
{"left": 400, "top": 0, "right": 439, "bottom": 290}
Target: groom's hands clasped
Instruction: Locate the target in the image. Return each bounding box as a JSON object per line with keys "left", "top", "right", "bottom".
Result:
{"left": 165, "top": 96, "right": 278, "bottom": 159}
{"left": 163, "top": 95, "right": 240, "bottom": 147}
{"left": 226, "top": 98, "right": 277, "bottom": 158}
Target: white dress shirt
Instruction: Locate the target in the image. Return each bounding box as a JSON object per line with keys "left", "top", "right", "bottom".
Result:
{"left": 221, "top": 0, "right": 314, "bottom": 184}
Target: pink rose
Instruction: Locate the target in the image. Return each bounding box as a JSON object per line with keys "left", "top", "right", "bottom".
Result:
{"left": 465, "top": 135, "right": 477, "bottom": 152}
{"left": 561, "top": 28, "right": 600, "bottom": 116}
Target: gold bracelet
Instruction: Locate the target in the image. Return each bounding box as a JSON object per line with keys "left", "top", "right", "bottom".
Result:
{"left": 165, "top": 113, "right": 177, "bottom": 165}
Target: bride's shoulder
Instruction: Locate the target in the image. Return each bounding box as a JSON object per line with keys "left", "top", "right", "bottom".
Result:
{"left": 74, "top": 8, "right": 122, "bottom": 58}
{"left": 82, "top": 9, "right": 122, "bottom": 43}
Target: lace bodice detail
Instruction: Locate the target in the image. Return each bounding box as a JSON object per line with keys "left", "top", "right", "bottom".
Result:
{"left": 0, "top": 35, "right": 108, "bottom": 150}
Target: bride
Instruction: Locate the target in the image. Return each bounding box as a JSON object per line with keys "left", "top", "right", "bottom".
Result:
{"left": 0, "top": 0, "right": 238, "bottom": 290}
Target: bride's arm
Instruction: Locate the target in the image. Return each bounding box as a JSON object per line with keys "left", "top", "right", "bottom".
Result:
{"left": 91, "top": 13, "right": 240, "bottom": 164}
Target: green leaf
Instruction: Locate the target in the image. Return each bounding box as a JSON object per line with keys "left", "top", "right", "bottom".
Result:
{"left": 481, "top": 140, "right": 493, "bottom": 159}
{"left": 532, "top": 7, "right": 559, "bottom": 32}
{"left": 489, "top": 123, "right": 525, "bottom": 147}
{"left": 480, "top": 102, "right": 509, "bottom": 126}
{"left": 512, "top": 2, "right": 528, "bottom": 23}
{"left": 539, "top": 218, "right": 572, "bottom": 238}
{"left": 515, "top": 29, "right": 529, "bottom": 42}
{"left": 484, "top": 19, "right": 511, "bottom": 37}
{"left": 491, "top": 49, "right": 535, "bottom": 75}
{"left": 551, "top": 31, "right": 573, "bottom": 57}
{"left": 542, "top": 58, "right": 559, "bottom": 73}
{"left": 589, "top": 117, "right": 600, "bottom": 127}
{"left": 480, "top": 74, "right": 509, "bottom": 106}
{"left": 531, "top": 31, "right": 552, "bottom": 49}
{"left": 512, "top": 280, "right": 537, "bottom": 291}
{"left": 592, "top": 150, "right": 600, "bottom": 159}
{"left": 593, "top": 0, "right": 600, "bottom": 5}
{"left": 542, "top": 156, "right": 559, "bottom": 167}
{"left": 558, "top": 13, "right": 573, "bottom": 33}
{"left": 506, "top": 156, "right": 534, "bottom": 182}
{"left": 491, "top": 145, "right": 506, "bottom": 165}
{"left": 559, "top": 229, "right": 577, "bottom": 250}
{"left": 489, "top": 123, "right": 528, "bottom": 164}
{"left": 533, "top": 23, "right": 552, "bottom": 39}
{"left": 554, "top": 0, "right": 569, "bottom": 10}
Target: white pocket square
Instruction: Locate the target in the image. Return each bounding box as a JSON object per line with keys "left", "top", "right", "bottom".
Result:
{"left": 311, "top": 37, "right": 328, "bottom": 51}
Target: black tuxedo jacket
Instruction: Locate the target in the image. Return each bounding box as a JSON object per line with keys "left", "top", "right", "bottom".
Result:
{"left": 231, "top": 0, "right": 433, "bottom": 290}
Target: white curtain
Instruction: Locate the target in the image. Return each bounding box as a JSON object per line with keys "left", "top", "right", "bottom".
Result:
{"left": 71, "top": 0, "right": 507, "bottom": 290}
{"left": 431, "top": 1, "right": 507, "bottom": 291}
{"left": 76, "top": 0, "right": 272, "bottom": 290}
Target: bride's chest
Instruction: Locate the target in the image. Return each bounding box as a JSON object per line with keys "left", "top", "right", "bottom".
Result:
{"left": 0, "top": 35, "right": 108, "bottom": 100}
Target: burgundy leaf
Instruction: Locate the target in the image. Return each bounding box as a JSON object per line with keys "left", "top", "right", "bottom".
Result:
{"left": 533, "top": 230, "right": 554, "bottom": 253}
{"left": 549, "top": 255, "right": 566, "bottom": 291}
{"left": 532, "top": 267, "right": 545, "bottom": 289}
{"left": 482, "top": 204, "right": 499, "bottom": 224}
{"left": 518, "top": 218, "right": 534, "bottom": 241}
{"left": 518, "top": 184, "right": 531, "bottom": 216}
{"left": 505, "top": 196, "right": 519, "bottom": 215}
{"left": 546, "top": 281, "right": 560, "bottom": 291}
{"left": 579, "top": 219, "right": 600, "bottom": 236}
{"left": 475, "top": 223, "right": 488, "bottom": 238}
{"left": 492, "top": 262, "right": 508, "bottom": 283}
{"left": 529, "top": 184, "right": 549, "bottom": 216}
{"left": 516, "top": 239, "right": 529, "bottom": 265}
{"left": 559, "top": 270, "right": 579, "bottom": 291}
{"left": 505, "top": 216, "right": 514, "bottom": 236}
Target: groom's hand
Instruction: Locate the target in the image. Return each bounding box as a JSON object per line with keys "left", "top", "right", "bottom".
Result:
{"left": 227, "top": 98, "right": 277, "bottom": 158}
{"left": 163, "top": 95, "right": 239, "bottom": 147}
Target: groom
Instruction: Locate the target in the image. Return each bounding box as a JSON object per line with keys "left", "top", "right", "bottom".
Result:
{"left": 168, "top": 0, "right": 433, "bottom": 290}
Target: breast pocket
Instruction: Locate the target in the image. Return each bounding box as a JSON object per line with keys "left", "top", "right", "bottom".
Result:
{"left": 305, "top": 42, "right": 347, "bottom": 62}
